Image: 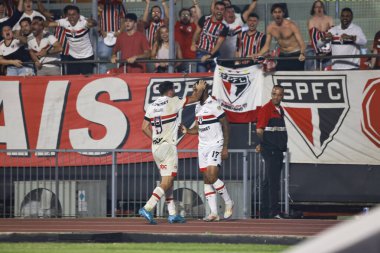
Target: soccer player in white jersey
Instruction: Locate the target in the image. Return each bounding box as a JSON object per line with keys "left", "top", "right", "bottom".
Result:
{"left": 139, "top": 80, "right": 206, "bottom": 224}
{"left": 181, "top": 83, "right": 234, "bottom": 222}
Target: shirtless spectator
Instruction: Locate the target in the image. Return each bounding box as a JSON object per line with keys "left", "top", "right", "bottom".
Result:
{"left": 254, "top": 3, "right": 306, "bottom": 71}
{"left": 191, "top": 1, "right": 228, "bottom": 72}
{"left": 306, "top": 0, "right": 334, "bottom": 70}
{"left": 28, "top": 16, "right": 62, "bottom": 76}
{"left": 47, "top": 5, "right": 97, "bottom": 75}
{"left": 371, "top": 30, "right": 380, "bottom": 69}
{"left": 236, "top": 13, "right": 265, "bottom": 65}
{"left": 0, "top": 25, "right": 34, "bottom": 76}
{"left": 324, "top": 8, "right": 367, "bottom": 70}
{"left": 111, "top": 13, "right": 150, "bottom": 73}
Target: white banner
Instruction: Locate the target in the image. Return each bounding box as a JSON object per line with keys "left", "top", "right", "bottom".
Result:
{"left": 262, "top": 70, "right": 380, "bottom": 164}
{"left": 212, "top": 64, "right": 264, "bottom": 122}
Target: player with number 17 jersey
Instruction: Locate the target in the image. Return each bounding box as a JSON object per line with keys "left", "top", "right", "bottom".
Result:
{"left": 195, "top": 96, "right": 225, "bottom": 148}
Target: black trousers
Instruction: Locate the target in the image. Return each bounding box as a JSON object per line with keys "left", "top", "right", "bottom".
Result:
{"left": 66, "top": 55, "right": 94, "bottom": 75}
{"left": 261, "top": 149, "right": 284, "bottom": 218}
{"left": 276, "top": 51, "right": 305, "bottom": 71}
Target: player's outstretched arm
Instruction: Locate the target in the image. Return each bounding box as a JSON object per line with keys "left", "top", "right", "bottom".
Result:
{"left": 142, "top": 119, "right": 152, "bottom": 139}
{"left": 220, "top": 116, "right": 230, "bottom": 160}
{"left": 186, "top": 80, "right": 206, "bottom": 104}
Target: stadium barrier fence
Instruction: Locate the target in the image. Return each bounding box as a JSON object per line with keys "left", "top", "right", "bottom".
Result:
{"left": 0, "top": 149, "right": 290, "bottom": 219}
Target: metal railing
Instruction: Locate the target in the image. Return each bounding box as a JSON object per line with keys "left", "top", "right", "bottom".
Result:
{"left": 13, "top": 53, "right": 380, "bottom": 75}
{"left": 0, "top": 149, "right": 290, "bottom": 219}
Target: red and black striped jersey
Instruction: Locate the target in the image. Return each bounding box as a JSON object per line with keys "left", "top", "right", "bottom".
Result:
{"left": 54, "top": 26, "right": 69, "bottom": 56}
{"left": 197, "top": 15, "right": 228, "bottom": 53}
{"left": 238, "top": 30, "right": 266, "bottom": 57}
{"left": 98, "top": 2, "right": 126, "bottom": 33}
{"left": 146, "top": 20, "right": 165, "bottom": 49}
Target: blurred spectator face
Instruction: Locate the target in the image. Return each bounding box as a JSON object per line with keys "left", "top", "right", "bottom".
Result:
{"left": 213, "top": 4, "right": 225, "bottom": 21}
{"left": 67, "top": 9, "right": 80, "bottom": 26}
{"left": 0, "top": 3, "right": 6, "bottom": 18}
{"left": 247, "top": 16, "right": 259, "bottom": 32}
{"left": 223, "top": 0, "right": 231, "bottom": 7}
{"left": 190, "top": 6, "right": 197, "bottom": 20}
{"left": 1, "top": 26, "right": 13, "bottom": 40}
{"left": 24, "top": 0, "right": 33, "bottom": 12}
{"left": 340, "top": 10, "right": 353, "bottom": 29}
{"left": 272, "top": 7, "right": 284, "bottom": 25}
{"left": 124, "top": 18, "right": 136, "bottom": 32}
{"left": 179, "top": 10, "right": 191, "bottom": 24}
{"left": 20, "top": 20, "right": 32, "bottom": 36}
{"left": 32, "top": 19, "right": 44, "bottom": 36}
{"left": 151, "top": 6, "right": 161, "bottom": 23}
{"left": 224, "top": 7, "right": 235, "bottom": 23}
{"left": 313, "top": 1, "right": 324, "bottom": 16}
{"left": 158, "top": 26, "right": 169, "bottom": 42}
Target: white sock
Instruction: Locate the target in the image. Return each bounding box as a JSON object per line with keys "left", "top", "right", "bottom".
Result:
{"left": 204, "top": 184, "right": 217, "bottom": 214}
{"left": 144, "top": 187, "right": 165, "bottom": 212}
{"left": 213, "top": 179, "right": 232, "bottom": 205}
{"left": 165, "top": 186, "right": 176, "bottom": 216}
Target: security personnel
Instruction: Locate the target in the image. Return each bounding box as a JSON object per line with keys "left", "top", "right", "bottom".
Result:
{"left": 256, "top": 85, "right": 288, "bottom": 219}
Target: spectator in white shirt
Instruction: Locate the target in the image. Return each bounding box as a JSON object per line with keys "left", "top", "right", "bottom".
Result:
{"left": 29, "top": 16, "right": 62, "bottom": 76}
{"left": 13, "top": 0, "right": 45, "bottom": 32}
{"left": 47, "top": 5, "right": 97, "bottom": 75}
{"left": 324, "top": 7, "right": 367, "bottom": 70}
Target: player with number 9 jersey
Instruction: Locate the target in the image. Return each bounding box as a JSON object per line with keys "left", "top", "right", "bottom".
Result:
{"left": 139, "top": 80, "right": 206, "bottom": 225}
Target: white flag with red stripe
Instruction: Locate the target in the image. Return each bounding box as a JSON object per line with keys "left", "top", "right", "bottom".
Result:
{"left": 212, "top": 64, "right": 264, "bottom": 123}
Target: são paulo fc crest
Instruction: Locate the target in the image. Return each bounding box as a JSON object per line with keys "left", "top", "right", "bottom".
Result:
{"left": 219, "top": 67, "right": 251, "bottom": 104}
{"left": 273, "top": 75, "right": 350, "bottom": 158}
{"left": 361, "top": 78, "right": 380, "bottom": 148}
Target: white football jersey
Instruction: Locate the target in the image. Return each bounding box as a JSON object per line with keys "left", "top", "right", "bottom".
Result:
{"left": 27, "top": 32, "right": 60, "bottom": 66}
{"left": 56, "top": 16, "right": 93, "bottom": 58}
{"left": 195, "top": 96, "right": 225, "bottom": 147}
{"left": 144, "top": 96, "right": 187, "bottom": 149}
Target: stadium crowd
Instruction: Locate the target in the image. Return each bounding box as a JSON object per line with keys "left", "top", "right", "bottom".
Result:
{"left": 0, "top": 0, "right": 378, "bottom": 76}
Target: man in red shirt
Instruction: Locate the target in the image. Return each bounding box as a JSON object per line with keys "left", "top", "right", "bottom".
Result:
{"left": 175, "top": 8, "right": 196, "bottom": 72}
{"left": 256, "top": 85, "right": 288, "bottom": 219}
{"left": 111, "top": 13, "right": 150, "bottom": 73}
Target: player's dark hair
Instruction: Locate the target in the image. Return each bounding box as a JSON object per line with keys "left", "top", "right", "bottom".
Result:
{"left": 341, "top": 7, "right": 353, "bottom": 16}
{"left": 215, "top": 1, "right": 226, "bottom": 8}
{"left": 158, "top": 81, "right": 174, "bottom": 95}
{"left": 271, "top": 3, "right": 285, "bottom": 14}
{"left": 310, "top": 0, "right": 326, "bottom": 16}
{"left": 19, "top": 17, "right": 32, "bottom": 25}
{"left": 179, "top": 8, "right": 191, "bottom": 17}
{"left": 32, "top": 16, "right": 45, "bottom": 23}
{"left": 64, "top": 5, "right": 80, "bottom": 15}
{"left": 248, "top": 12, "right": 260, "bottom": 20}
{"left": 273, "top": 85, "right": 284, "bottom": 91}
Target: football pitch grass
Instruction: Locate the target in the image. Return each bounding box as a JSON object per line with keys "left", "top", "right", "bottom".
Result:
{"left": 0, "top": 242, "right": 290, "bottom": 253}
